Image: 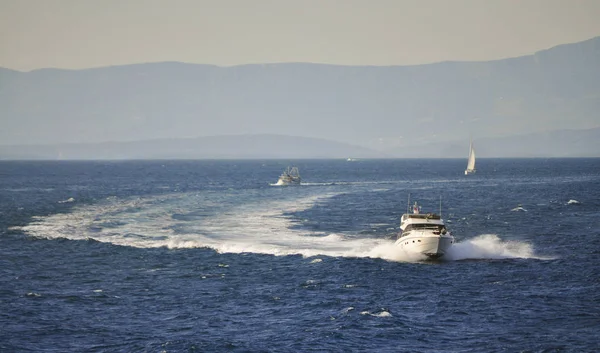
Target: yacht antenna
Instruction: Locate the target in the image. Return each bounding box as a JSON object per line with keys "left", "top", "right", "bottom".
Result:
{"left": 439, "top": 195, "right": 442, "bottom": 218}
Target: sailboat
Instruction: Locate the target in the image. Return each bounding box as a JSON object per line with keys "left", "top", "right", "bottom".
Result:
{"left": 464, "top": 138, "right": 476, "bottom": 175}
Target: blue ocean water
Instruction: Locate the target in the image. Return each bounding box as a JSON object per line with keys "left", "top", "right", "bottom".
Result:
{"left": 1, "top": 159, "right": 599, "bottom": 352}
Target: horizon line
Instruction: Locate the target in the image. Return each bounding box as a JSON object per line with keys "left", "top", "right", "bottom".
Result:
{"left": 2, "top": 35, "right": 598, "bottom": 73}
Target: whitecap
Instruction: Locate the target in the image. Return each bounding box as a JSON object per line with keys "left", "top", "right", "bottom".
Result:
{"left": 360, "top": 310, "right": 392, "bottom": 317}
{"left": 341, "top": 307, "right": 354, "bottom": 314}
{"left": 372, "top": 311, "right": 392, "bottom": 317}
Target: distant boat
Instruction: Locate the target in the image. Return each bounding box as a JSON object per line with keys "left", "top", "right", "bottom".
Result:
{"left": 464, "top": 138, "right": 476, "bottom": 175}
{"left": 275, "top": 166, "right": 301, "bottom": 186}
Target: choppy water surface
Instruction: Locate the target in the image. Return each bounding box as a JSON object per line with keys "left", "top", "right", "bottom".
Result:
{"left": 1, "top": 159, "right": 599, "bottom": 352}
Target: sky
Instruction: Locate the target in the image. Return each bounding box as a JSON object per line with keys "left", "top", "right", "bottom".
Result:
{"left": 1, "top": 0, "right": 600, "bottom": 71}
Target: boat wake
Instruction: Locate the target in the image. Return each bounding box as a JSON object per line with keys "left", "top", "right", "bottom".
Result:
{"left": 15, "top": 191, "right": 547, "bottom": 262}
{"left": 16, "top": 191, "right": 385, "bottom": 258}
{"left": 445, "top": 234, "right": 548, "bottom": 260}
{"left": 269, "top": 181, "right": 307, "bottom": 186}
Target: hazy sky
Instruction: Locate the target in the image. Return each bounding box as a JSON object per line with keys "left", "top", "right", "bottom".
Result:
{"left": 1, "top": 0, "right": 600, "bottom": 71}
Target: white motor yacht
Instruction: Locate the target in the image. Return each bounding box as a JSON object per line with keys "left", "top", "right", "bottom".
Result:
{"left": 395, "top": 200, "right": 454, "bottom": 259}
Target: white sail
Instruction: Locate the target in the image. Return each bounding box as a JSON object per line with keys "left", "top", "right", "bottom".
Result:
{"left": 465, "top": 140, "right": 476, "bottom": 175}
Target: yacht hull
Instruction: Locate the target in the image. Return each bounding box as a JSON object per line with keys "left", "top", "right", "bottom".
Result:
{"left": 395, "top": 233, "right": 454, "bottom": 259}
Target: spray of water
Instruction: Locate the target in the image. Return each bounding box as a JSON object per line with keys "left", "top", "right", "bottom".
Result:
{"left": 446, "top": 234, "right": 536, "bottom": 260}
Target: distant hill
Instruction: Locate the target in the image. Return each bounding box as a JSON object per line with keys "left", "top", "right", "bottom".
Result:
{"left": 1, "top": 36, "right": 599, "bottom": 158}
{"left": 1, "top": 128, "right": 597, "bottom": 160}
{"left": 385, "top": 127, "right": 600, "bottom": 158}
{"left": 0, "top": 134, "right": 385, "bottom": 160}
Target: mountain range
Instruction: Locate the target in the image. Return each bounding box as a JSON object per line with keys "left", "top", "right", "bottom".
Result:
{"left": 1, "top": 128, "right": 599, "bottom": 160}
{"left": 1, "top": 36, "right": 599, "bottom": 159}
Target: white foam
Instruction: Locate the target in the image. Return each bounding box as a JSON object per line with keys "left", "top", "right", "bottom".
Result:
{"left": 372, "top": 311, "right": 392, "bottom": 317}
{"left": 341, "top": 307, "right": 355, "bottom": 314}
{"left": 446, "top": 234, "right": 542, "bottom": 260}
{"left": 360, "top": 310, "right": 392, "bottom": 317}
{"left": 567, "top": 199, "right": 581, "bottom": 205}
{"left": 17, "top": 190, "right": 388, "bottom": 258}
{"left": 269, "top": 179, "right": 289, "bottom": 186}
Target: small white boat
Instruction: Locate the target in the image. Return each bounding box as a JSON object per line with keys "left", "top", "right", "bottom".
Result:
{"left": 465, "top": 138, "right": 476, "bottom": 175}
{"left": 275, "top": 166, "right": 301, "bottom": 186}
{"left": 395, "top": 199, "right": 454, "bottom": 259}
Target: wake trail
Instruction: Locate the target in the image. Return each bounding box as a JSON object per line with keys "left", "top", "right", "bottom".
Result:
{"left": 15, "top": 191, "right": 546, "bottom": 262}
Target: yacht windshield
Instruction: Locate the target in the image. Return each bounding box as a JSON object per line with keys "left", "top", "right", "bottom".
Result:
{"left": 405, "top": 224, "right": 446, "bottom": 232}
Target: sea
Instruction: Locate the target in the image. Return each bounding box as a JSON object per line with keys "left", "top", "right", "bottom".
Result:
{"left": 1, "top": 158, "right": 599, "bottom": 352}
